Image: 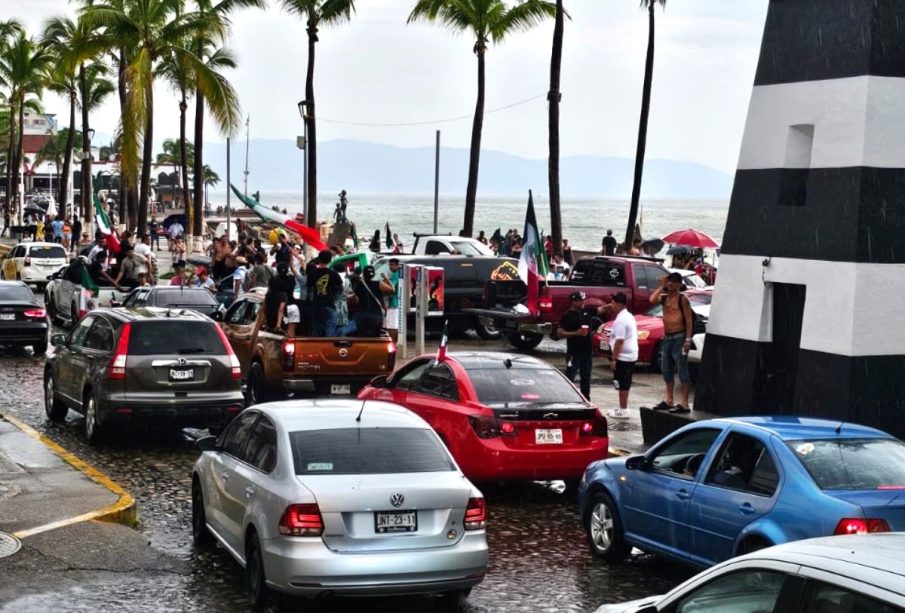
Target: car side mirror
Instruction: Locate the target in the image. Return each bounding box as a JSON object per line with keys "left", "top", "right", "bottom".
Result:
{"left": 369, "top": 374, "right": 388, "bottom": 388}
{"left": 50, "top": 333, "right": 68, "bottom": 347}
{"left": 625, "top": 455, "right": 649, "bottom": 471}
{"left": 196, "top": 435, "right": 217, "bottom": 452}
{"left": 110, "top": 301, "right": 122, "bottom": 308}
{"left": 209, "top": 311, "right": 223, "bottom": 322}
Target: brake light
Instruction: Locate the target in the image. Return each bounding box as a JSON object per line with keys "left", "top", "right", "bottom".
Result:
{"left": 107, "top": 323, "right": 131, "bottom": 379}
{"left": 539, "top": 297, "right": 553, "bottom": 311}
{"left": 281, "top": 339, "right": 295, "bottom": 371}
{"left": 23, "top": 309, "right": 46, "bottom": 318}
{"left": 387, "top": 342, "right": 396, "bottom": 354}
{"left": 279, "top": 503, "right": 324, "bottom": 536}
{"left": 581, "top": 411, "right": 608, "bottom": 437}
{"left": 23, "top": 256, "right": 30, "bottom": 267}
{"left": 834, "top": 518, "right": 890, "bottom": 535}
{"left": 499, "top": 421, "right": 516, "bottom": 436}
{"left": 468, "top": 415, "right": 500, "bottom": 439}
{"left": 464, "top": 497, "right": 486, "bottom": 530}
{"left": 213, "top": 325, "right": 242, "bottom": 379}
{"left": 581, "top": 422, "right": 593, "bottom": 434}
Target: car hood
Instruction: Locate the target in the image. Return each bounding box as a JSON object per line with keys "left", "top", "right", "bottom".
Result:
{"left": 594, "top": 596, "right": 661, "bottom": 613}
{"left": 604, "top": 316, "right": 662, "bottom": 332}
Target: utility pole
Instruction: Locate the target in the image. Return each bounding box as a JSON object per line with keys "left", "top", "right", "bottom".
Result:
{"left": 433, "top": 130, "right": 440, "bottom": 234}
{"left": 243, "top": 114, "right": 250, "bottom": 198}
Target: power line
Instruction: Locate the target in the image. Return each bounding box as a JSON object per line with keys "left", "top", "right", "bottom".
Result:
{"left": 317, "top": 92, "right": 547, "bottom": 128}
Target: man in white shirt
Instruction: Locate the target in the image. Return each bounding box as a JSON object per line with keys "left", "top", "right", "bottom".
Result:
{"left": 134, "top": 233, "right": 157, "bottom": 283}
{"left": 607, "top": 292, "right": 638, "bottom": 419}
{"left": 168, "top": 220, "right": 184, "bottom": 253}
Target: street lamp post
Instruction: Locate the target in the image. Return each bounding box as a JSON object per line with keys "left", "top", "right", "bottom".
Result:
{"left": 297, "top": 100, "right": 310, "bottom": 224}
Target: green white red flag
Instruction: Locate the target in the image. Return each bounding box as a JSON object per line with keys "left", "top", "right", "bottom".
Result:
{"left": 94, "top": 193, "right": 120, "bottom": 254}
{"left": 517, "top": 191, "right": 550, "bottom": 315}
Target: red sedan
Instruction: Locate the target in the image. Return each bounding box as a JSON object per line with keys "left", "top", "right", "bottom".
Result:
{"left": 358, "top": 352, "right": 609, "bottom": 482}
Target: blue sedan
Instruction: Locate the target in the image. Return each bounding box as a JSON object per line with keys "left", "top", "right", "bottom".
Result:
{"left": 577, "top": 417, "right": 905, "bottom": 568}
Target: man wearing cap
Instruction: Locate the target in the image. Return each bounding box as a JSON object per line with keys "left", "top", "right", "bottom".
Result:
{"left": 607, "top": 292, "right": 638, "bottom": 419}
{"left": 650, "top": 272, "right": 694, "bottom": 413}
{"left": 558, "top": 291, "right": 603, "bottom": 400}
{"left": 194, "top": 266, "right": 216, "bottom": 293}
{"left": 232, "top": 256, "right": 249, "bottom": 295}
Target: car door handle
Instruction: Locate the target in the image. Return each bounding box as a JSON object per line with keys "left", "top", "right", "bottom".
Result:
{"left": 739, "top": 503, "right": 756, "bottom": 515}
{"left": 676, "top": 489, "right": 691, "bottom": 500}
{"left": 221, "top": 472, "right": 229, "bottom": 481}
{"left": 245, "top": 486, "right": 255, "bottom": 499}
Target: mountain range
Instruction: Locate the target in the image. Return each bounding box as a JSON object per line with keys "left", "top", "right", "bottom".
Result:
{"left": 202, "top": 138, "right": 733, "bottom": 198}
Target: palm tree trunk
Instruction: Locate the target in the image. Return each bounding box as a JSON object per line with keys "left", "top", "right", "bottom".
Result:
{"left": 180, "top": 93, "right": 193, "bottom": 247}
{"left": 138, "top": 88, "right": 153, "bottom": 236}
{"left": 117, "top": 49, "right": 133, "bottom": 228}
{"left": 192, "top": 89, "right": 205, "bottom": 238}
{"left": 79, "top": 65, "right": 93, "bottom": 226}
{"left": 60, "top": 90, "right": 76, "bottom": 216}
{"left": 305, "top": 22, "right": 318, "bottom": 230}
{"left": 625, "top": 2, "right": 656, "bottom": 250}
{"left": 14, "top": 94, "right": 25, "bottom": 221}
{"left": 548, "top": 0, "right": 564, "bottom": 257}
{"left": 463, "top": 47, "right": 486, "bottom": 238}
{"left": 6, "top": 97, "right": 16, "bottom": 214}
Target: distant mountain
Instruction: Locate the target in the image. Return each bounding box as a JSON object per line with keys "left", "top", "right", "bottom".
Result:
{"left": 205, "top": 138, "right": 732, "bottom": 198}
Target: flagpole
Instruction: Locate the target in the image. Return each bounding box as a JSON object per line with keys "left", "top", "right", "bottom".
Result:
{"left": 433, "top": 130, "right": 440, "bottom": 234}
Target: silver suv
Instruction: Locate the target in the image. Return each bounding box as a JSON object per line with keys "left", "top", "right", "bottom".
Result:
{"left": 44, "top": 307, "right": 245, "bottom": 444}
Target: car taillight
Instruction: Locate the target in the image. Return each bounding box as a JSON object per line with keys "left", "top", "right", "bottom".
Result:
{"left": 214, "top": 325, "right": 242, "bottom": 379}
{"left": 281, "top": 339, "right": 295, "bottom": 371}
{"left": 499, "top": 421, "right": 517, "bottom": 436}
{"left": 387, "top": 341, "right": 397, "bottom": 372}
{"left": 464, "top": 497, "right": 486, "bottom": 530}
{"left": 834, "top": 518, "right": 890, "bottom": 535}
{"left": 279, "top": 503, "right": 324, "bottom": 536}
{"left": 581, "top": 411, "right": 608, "bottom": 437}
{"left": 23, "top": 256, "right": 30, "bottom": 267}
{"left": 539, "top": 297, "right": 553, "bottom": 311}
{"left": 23, "top": 309, "right": 46, "bottom": 318}
{"left": 107, "top": 323, "right": 131, "bottom": 380}
{"left": 468, "top": 415, "right": 500, "bottom": 439}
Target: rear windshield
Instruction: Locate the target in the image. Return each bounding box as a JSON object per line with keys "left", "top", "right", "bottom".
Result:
{"left": 30, "top": 246, "right": 67, "bottom": 259}
{"left": 789, "top": 438, "right": 905, "bottom": 490}
{"left": 129, "top": 321, "right": 225, "bottom": 355}
{"left": 291, "top": 428, "right": 455, "bottom": 475}
{"left": 154, "top": 290, "right": 218, "bottom": 307}
{"left": 467, "top": 365, "right": 586, "bottom": 405}
{"left": 0, "top": 286, "right": 34, "bottom": 302}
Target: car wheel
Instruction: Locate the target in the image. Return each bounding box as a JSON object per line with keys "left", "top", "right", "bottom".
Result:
{"left": 586, "top": 491, "right": 628, "bottom": 562}
{"left": 245, "top": 530, "right": 271, "bottom": 607}
{"left": 83, "top": 392, "right": 104, "bottom": 445}
{"left": 738, "top": 536, "right": 772, "bottom": 555}
{"left": 192, "top": 478, "right": 214, "bottom": 548}
{"left": 33, "top": 337, "right": 48, "bottom": 355}
{"left": 246, "top": 362, "right": 268, "bottom": 407}
{"left": 474, "top": 319, "right": 502, "bottom": 341}
{"left": 44, "top": 370, "right": 68, "bottom": 422}
{"left": 505, "top": 331, "right": 543, "bottom": 351}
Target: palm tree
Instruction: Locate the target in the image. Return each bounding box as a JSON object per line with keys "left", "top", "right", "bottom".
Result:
{"left": 547, "top": 0, "right": 565, "bottom": 257}
{"left": 280, "top": 0, "right": 355, "bottom": 229}
{"left": 202, "top": 163, "right": 219, "bottom": 211}
{"left": 192, "top": 0, "right": 263, "bottom": 243}
{"left": 78, "top": 60, "right": 115, "bottom": 223}
{"left": 409, "top": 0, "right": 556, "bottom": 238}
{"left": 0, "top": 20, "right": 22, "bottom": 212}
{"left": 624, "top": 0, "right": 665, "bottom": 250}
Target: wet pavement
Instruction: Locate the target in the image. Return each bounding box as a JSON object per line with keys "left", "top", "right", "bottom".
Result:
{"left": 0, "top": 314, "right": 694, "bottom": 612}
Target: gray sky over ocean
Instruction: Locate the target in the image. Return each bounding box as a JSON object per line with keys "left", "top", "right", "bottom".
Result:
{"left": 13, "top": 0, "right": 768, "bottom": 174}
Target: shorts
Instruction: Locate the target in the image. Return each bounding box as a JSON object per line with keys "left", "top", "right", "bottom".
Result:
{"left": 384, "top": 307, "right": 399, "bottom": 330}
{"left": 285, "top": 304, "right": 300, "bottom": 324}
{"left": 660, "top": 332, "right": 690, "bottom": 384}
{"left": 614, "top": 360, "right": 635, "bottom": 391}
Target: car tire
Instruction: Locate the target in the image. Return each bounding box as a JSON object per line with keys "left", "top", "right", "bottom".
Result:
{"left": 474, "top": 319, "right": 502, "bottom": 341}
{"left": 33, "top": 338, "right": 48, "bottom": 355}
{"left": 585, "top": 491, "right": 628, "bottom": 562}
{"left": 191, "top": 478, "right": 214, "bottom": 548}
{"left": 738, "top": 536, "right": 772, "bottom": 555}
{"left": 246, "top": 362, "right": 269, "bottom": 407}
{"left": 44, "top": 370, "right": 68, "bottom": 422}
{"left": 505, "top": 331, "right": 543, "bottom": 351}
{"left": 245, "top": 530, "right": 271, "bottom": 607}
{"left": 83, "top": 392, "right": 105, "bottom": 446}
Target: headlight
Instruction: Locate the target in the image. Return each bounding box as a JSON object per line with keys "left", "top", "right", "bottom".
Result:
{"left": 637, "top": 330, "right": 650, "bottom": 340}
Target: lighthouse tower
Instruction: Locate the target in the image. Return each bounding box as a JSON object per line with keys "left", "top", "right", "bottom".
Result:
{"left": 695, "top": 0, "right": 905, "bottom": 436}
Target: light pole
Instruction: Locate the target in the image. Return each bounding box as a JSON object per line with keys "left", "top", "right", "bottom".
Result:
{"left": 84, "top": 128, "right": 95, "bottom": 234}
{"left": 297, "top": 100, "right": 310, "bottom": 223}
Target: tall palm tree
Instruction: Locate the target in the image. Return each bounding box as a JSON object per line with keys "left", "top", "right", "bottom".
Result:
{"left": 78, "top": 60, "right": 115, "bottom": 223}
{"left": 0, "top": 19, "right": 22, "bottom": 212}
{"left": 547, "top": 0, "right": 565, "bottom": 257}
{"left": 408, "top": 0, "right": 556, "bottom": 237}
{"left": 192, "top": 0, "right": 263, "bottom": 243}
{"left": 81, "top": 0, "right": 221, "bottom": 234}
{"left": 624, "top": 0, "right": 665, "bottom": 250}
{"left": 280, "top": 0, "right": 355, "bottom": 230}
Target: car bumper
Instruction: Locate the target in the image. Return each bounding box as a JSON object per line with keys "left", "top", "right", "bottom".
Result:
{"left": 21, "top": 268, "right": 59, "bottom": 283}
{"left": 282, "top": 377, "right": 371, "bottom": 393}
{"left": 262, "top": 532, "right": 488, "bottom": 596}
{"left": 100, "top": 392, "right": 245, "bottom": 426}
{"left": 459, "top": 438, "right": 609, "bottom": 481}
{"left": 0, "top": 321, "right": 47, "bottom": 344}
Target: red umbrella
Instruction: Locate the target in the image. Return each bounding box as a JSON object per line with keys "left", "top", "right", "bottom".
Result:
{"left": 661, "top": 228, "right": 719, "bottom": 248}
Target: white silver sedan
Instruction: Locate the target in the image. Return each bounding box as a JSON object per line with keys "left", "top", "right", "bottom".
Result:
{"left": 191, "top": 399, "right": 488, "bottom": 607}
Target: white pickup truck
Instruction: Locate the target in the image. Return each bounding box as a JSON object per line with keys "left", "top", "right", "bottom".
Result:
{"left": 409, "top": 234, "right": 494, "bottom": 256}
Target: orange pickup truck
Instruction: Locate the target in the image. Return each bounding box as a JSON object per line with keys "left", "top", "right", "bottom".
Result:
{"left": 218, "top": 291, "right": 397, "bottom": 404}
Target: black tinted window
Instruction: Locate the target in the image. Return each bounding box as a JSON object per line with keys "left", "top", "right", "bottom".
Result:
{"left": 801, "top": 580, "right": 900, "bottom": 613}
{"left": 706, "top": 434, "right": 778, "bottom": 496}
{"left": 417, "top": 364, "right": 458, "bottom": 400}
{"left": 153, "top": 290, "right": 218, "bottom": 307}
{"left": 70, "top": 315, "right": 95, "bottom": 347}
{"left": 468, "top": 365, "right": 585, "bottom": 405}
{"left": 677, "top": 570, "right": 785, "bottom": 613}
{"left": 245, "top": 417, "right": 277, "bottom": 473}
{"left": 128, "top": 321, "right": 225, "bottom": 355}
{"left": 0, "top": 286, "right": 34, "bottom": 301}
{"left": 226, "top": 301, "right": 247, "bottom": 324}
{"left": 291, "top": 428, "right": 454, "bottom": 475}
{"left": 222, "top": 412, "right": 258, "bottom": 460}
{"left": 30, "top": 246, "right": 67, "bottom": 259}
{"left": 789, "top": 438, "right": 905, "bottom": 490}
{"left": 84, "top": 319, "right": 114, "bottom": 352}
{"left": 572, "top": 261, "right": 625, "bottom": 287}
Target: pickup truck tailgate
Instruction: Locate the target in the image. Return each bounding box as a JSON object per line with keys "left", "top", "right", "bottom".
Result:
{"left": 292, "top": 337, "right": 394, "bottom": 376}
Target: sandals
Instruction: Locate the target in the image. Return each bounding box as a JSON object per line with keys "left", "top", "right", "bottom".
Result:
{"left": 653, "top": 401, "right": 671, "bottom": 411}
{"left": 669, "top": 404, "right": 691, "bottom": 414}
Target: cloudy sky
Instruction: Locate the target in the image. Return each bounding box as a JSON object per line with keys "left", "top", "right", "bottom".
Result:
{"left": 14, "top": 0, "right": 769, "bottom": 173}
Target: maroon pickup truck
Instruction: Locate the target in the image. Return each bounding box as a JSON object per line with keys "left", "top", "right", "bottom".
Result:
{"left": 468, "top": 255, "right": 669, "bottom": 350}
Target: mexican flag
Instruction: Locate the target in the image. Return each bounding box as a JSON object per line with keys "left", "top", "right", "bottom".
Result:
{"left": 385, "top": 222, "right": 396, "bottom": 250}
{"left": 517, "top": 191, "right": 550, "bottom": 315}
{"left": 94, "top": 193, "right": 120, "bottom": 255}
{"left": 436, "top": 320, "right": 449, "bottom": 362}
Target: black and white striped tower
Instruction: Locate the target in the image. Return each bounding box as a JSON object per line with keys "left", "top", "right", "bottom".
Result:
{"left": 695, "top": 0, "right": 905, "bottom": 436}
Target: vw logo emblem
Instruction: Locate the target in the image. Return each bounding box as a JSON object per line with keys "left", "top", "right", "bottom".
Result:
{"left": 339, "top": 348, "right": 349, "bottom": 358}
{"left": 390, "top": 493, "right": 405, "bottom": 508}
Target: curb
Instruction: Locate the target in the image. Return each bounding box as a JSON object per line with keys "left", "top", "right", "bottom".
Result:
{"left": 608, "top": 446, "right": 633, "bottom": 457}
{"left": 1, "top": 413, "right": 137, "bottom": 539}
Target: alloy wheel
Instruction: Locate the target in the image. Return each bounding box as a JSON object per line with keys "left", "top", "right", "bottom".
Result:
{"left": 589, "top": 502, "right": 614, "bottom": 552}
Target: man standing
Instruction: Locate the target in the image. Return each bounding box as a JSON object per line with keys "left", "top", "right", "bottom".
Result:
{"left": 558, "top": 291, "right": 602, "bottom": 400}
{"left": 602, "top": 229, "right": 618, "bottom": 256}
{"left": 382, "top": 258, "right": 401, "bottom": 343}
{"left": 71, "top": 217, "right": 82, "bottom": 254}
{"left": 649, "top": 272, "right": 694, "bottom": 413}
{"left": 148, "top": 216, "right": 160, "bottom": 250}
{"left": 607, "top": 292, "right": 638, "bottom": 419}
{"left": 307, "top": 250, "right": 343, "bottom": 336}
{"left": 134, "top": 233, "right": 157, "bottom": 284}
{"left": 272, "top": 232, "right": 291, "bottom": 267}
{"left": 168, "top": 219, "right": 184, "bottom": 253}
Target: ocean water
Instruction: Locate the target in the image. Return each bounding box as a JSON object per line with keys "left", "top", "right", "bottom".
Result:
{"left": 210, "top": 191, "right": 730, "bottom": 253}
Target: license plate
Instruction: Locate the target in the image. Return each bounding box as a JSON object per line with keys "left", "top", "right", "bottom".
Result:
{"left": 375, "top": 511, "right": 417, "bottom": 533}
{"left": 536, "top": 428, "right": 563, "bottom": 445}
{"left": 169, "top": 368, "right": 194, "bottom": 381}
{"left": 0, "top": 314, "right": 13, "bottom": 321}
{"left": 330, "top": 384, "right": 351, "bottom": 395}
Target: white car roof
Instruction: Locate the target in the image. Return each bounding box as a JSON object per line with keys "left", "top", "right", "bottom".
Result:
{"left": 17, "top": 242, "right": 64, "bottom": 249}
{"left": 253, "top": 399, "right": 432, "bottom": 432}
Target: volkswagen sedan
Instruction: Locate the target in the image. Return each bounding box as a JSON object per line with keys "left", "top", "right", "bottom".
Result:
{"left": 191, "top": 399, "right": 488, "bottom": 606}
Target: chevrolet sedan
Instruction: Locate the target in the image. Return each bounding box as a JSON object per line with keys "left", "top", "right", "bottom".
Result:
{"left": 191, "top": 399, "right": 488, "bottom": 607}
